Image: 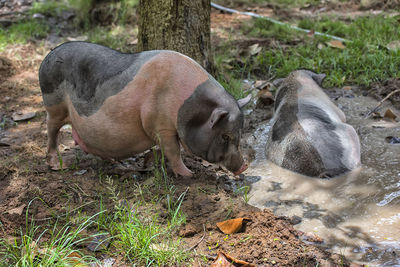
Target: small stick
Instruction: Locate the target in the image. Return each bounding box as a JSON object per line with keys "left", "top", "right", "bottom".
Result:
{"left": 184, "top": 224, "right": 206, "bottom": 252}
{"left": 365, "top": 89, "right": 400, "bottom": 118}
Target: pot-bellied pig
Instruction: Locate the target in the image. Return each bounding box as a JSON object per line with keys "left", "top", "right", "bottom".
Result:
{"left": 265, "top": 70, "right": 361, "bottom": 177}
{"left": 39, "top": 42, "right": 251, "bottom": 176}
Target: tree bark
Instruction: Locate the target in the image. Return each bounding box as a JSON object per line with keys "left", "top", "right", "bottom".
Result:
{"left": 137, "top": 0, "right": 213, "bottom": 72}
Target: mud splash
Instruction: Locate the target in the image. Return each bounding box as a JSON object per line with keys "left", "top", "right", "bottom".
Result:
{"left": 243, "top": 93, "right": 400, "bottom": 266}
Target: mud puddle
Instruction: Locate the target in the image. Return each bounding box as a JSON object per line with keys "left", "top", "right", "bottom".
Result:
{"left": 243, "top": 93, "right": 400, "bottom": 266}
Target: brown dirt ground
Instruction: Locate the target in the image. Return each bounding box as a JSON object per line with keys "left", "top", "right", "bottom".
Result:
{"left": 370, "top": 79, "right": 400, "bottom": 111}
{"left": 2, "top": 1, "right": 393, "bottom": 266}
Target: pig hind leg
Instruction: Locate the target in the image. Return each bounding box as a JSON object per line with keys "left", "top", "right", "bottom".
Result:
{"left": 159, "top": 131, "right": 192, "bottom": 177}
{"left": 46, "top": 105, "right": 69, "bottom": 170}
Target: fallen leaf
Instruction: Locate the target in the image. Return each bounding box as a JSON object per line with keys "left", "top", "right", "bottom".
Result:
{"left": 128, "top": 38, "right": 138, "bottom": 45}
{"left": 317, "top": 43, "right": 325, "bottom": 50}
{"left": 387, "top": 40, "right": 400, "bottom": 51}
{"left": 383, "top": 108, "right": 397, "bottom": 121}
{"left": 255, "top": 81, "right": 271, "bottom": 91}
{"left": 307, "top": 29, "right": 315, "bottom": 37}
{"left": 327, "top": 40, "right": 345, "bottom": 49}
{"left": 248, "top": 43, "right": 262, "bottom": 56}
{"left": 12, "top": 111, "right": 36, "bottom": 122}
{"left": 211, "top": 251, "right": 256, "bottom": 267}
{"left": 342, "top": 86, "right": 352, "bottom": 91}
{"left": 6, "top": 204, "right": 26, "bottom": 215}
{"left": 216, "top": 218, "right": 250, "bottom": 234}
{"left": 210, "top": 252, "right": 231, "bottom": 267}
{"left": 254, "top": 80, "right": 269, "bottom": 89}
{"left": 66, "top": 251, "right": 87, "bottom": 266}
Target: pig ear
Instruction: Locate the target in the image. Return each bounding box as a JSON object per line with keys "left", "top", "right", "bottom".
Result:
{"left": 210, "top": 109, "right": 228, "bottom": 128}
{"left": 237, "top": 94, "right": 251, "bottom": 108}
{"left": 311, "top": 73, "right": 326, "bottom": 86}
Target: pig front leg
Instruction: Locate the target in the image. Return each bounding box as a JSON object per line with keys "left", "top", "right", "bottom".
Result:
{"left": 159, "top": 132, "right": 193, "bottom": 177}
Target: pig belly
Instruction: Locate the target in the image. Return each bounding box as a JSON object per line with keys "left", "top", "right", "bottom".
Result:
{"left": 71, "top": 117, "right": 154, "bottom": 159}
{"left": 67, "top": 100, "right": 154, "bottom": 159}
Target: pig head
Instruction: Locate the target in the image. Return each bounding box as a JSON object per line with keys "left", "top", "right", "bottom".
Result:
{"left": 266, "top": 69, "right": 361, "bottom": 178}
{"left": 177, "top": 77, "right": 250, "bottom": 175}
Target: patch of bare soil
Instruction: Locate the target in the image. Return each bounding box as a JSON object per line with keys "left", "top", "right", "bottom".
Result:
{"left": 370, "top": 79, "right": 400, "bottom": 111}
{"left": 0, "top": 56, "right": 14, "bottom": 81}
{"left": 186, "top": 209, "right": 352, "bottom": 266}
{"left": 0, "top": 43, "right": 356, "bottom": 265}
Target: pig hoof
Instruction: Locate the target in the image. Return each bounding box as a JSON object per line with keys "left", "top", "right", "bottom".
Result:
{"left": 173, "top": 167, "right": 193, "bottom": 177}
{"left": 47, "top": 154, "right": 69, "bottom": 170}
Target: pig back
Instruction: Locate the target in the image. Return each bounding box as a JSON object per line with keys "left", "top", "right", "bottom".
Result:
{"left": 39, "top": 41, "right": 159, "bottom": 116}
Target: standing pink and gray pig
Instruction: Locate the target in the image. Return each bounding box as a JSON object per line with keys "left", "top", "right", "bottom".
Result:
{"left": 39, "top": 42, "right": 250, "bottom": 176}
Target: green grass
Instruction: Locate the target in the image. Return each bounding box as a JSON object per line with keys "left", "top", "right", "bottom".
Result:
{"left": 0, "top": 20, "right": 49, "bottom": 51}
{"left": 103, "top": 202, "right": 188, "bottom": 265}
{"left": 86, "top": 25, "right": 137, "bottom": 53}
{"left": 93, "top": 150, "right": 189, "bottom": 266}
{"left": 29, "top": 1, "right": 70, "bottom": 17}
{"left": 0, "top": 149, "right": 189, "bottom": 266}
{"left": 217, "top": 14, "right": 400, "bottom": 88}
{"left": 0, "top": 200, "right": 99, "bottom": 266}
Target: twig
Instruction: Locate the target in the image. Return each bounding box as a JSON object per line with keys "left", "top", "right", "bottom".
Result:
{"left": 364, "top": 89, "right": 400, "bottom": 118}
{"left": 211, "top": 2, "right": 350, "bottom": 43}
{"left": 184, "top": 224, "right": 206, "bottom": 252}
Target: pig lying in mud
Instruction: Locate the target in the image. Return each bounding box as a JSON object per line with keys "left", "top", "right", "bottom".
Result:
{"left": 39, "top": 42, "right": 250, "bottom": 176}
{"left": 265, "top": 70, "right": 361, "bottom": 178}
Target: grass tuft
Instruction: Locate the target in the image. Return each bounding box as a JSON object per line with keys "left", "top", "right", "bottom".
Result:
{"left": 0, "top": 199, "right": 99, "bottom": 266}
{"left": 0, "top": 20, "right": 49, "bottom": 51}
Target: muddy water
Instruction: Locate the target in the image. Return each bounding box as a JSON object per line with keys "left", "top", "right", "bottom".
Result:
{"left": 243, "top": 94, "right": 400, "bottom": 266}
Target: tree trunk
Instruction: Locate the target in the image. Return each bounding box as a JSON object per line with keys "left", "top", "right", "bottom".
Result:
{"left": 137, "top": 0, "right": 213, "bottom": 72}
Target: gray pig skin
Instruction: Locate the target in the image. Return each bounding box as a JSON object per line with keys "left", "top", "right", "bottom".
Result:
{"left": 266, "top": 70, "right": 361, "bottom": 177}
{"left": 39, "top": 41, "right": 250, "bottom": 176}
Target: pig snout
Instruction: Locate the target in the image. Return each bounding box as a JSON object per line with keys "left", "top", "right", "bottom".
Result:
{"left": 222, "top": 151, "right": 248, "bottom": 175}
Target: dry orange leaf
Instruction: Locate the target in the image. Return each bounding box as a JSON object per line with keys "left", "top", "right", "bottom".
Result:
{"left": 384, "top": 108, "right": 397, "bottom": 121}
{"left": 211, "top": 251, "right": 256, "bottom": 267}
{"left": 216, "top": 218, "right": 250, "bottom": 234}
{"left": 327, "top": 40, "right": 345, "bottom": 49}
{"left": 210, "top": 252, "right": 231, "bottom": 267}
{"left": 66, "top": 251, "right": 87, "bottom": 267}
